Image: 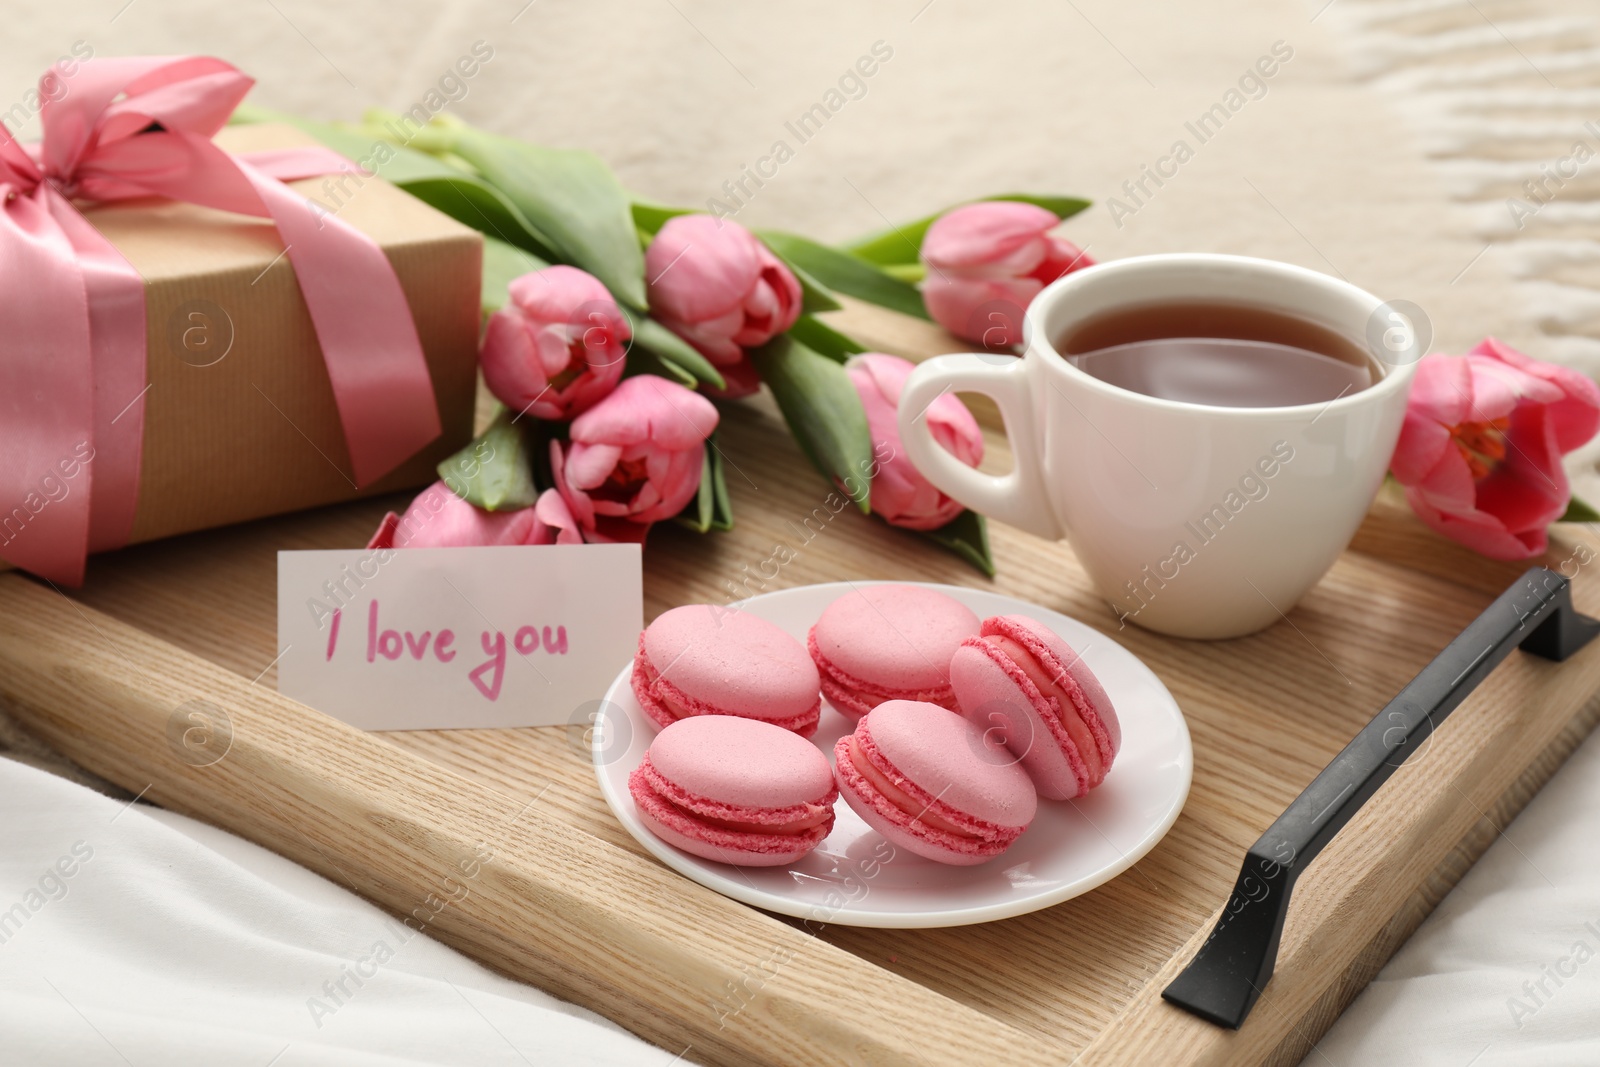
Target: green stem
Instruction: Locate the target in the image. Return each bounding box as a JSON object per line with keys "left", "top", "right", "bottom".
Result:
{"left": 359, "top": 108, "right": 463, "bottom": 155}
{"left": 882, "top": 262, "right": 927, "bottom": 283}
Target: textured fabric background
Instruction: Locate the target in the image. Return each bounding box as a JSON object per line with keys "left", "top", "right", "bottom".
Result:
{"left": 0, "top": 755, "right": 681, "bottom": 1066}
{"left": 0, "top": 0, "right": 1528, "bottom": 336}
{"left": 2, "top": 0, "right": 1578, "bottom": 464}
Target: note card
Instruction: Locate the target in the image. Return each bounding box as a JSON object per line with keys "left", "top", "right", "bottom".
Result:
{"left": 277, "top": 545, "right": 642, "bottom": 731}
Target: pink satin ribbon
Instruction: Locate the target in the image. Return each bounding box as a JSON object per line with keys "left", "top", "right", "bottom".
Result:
{"left": 0, "top": 56, "right": 442, "bottom": 586}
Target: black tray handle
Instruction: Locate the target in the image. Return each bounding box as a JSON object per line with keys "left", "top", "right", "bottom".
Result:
{"left": 1161, "top": 566, "right": 1600, "bottom": 1029}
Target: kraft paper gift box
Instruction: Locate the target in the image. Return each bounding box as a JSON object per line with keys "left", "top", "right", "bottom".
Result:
{"left": 10, "top": 122, "right": 482, "bottom": 573}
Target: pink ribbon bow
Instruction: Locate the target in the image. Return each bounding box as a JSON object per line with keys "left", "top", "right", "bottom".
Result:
{"left": 0, "top": 56, "right": 442, "bottom": 585}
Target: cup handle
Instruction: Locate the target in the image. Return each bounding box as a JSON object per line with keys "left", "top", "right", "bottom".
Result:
{"left": 897, "top": 354, "right": 1064, "bottom": 541}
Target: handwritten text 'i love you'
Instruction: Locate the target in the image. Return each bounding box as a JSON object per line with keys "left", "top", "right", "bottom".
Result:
{"left": 322, "top": 601, "right": 569, "bottom": 701}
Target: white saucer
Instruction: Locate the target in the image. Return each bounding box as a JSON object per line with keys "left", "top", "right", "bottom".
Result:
{"left": 593, "top": 581, "right": 1191, "bottom": 928}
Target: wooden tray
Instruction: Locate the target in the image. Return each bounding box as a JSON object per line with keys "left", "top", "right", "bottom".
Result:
{"left": 4, "top": 302, "right": 1599, "bottom": 1066}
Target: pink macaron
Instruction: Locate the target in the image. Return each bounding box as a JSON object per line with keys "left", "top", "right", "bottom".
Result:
{"left": 833, "top": 700, "right": 1037, "bottom": 866}
{"left": 633, "top": 605, "right": 822, "bottom": 736}
{"left": 629, "top": 715, "right": 838, "bottom": 866}
{"left": 949, "top": 615, "right": 1121, "bottom": 801}
{"left": 808, "top": 585, "right": 980, "bottom": 718}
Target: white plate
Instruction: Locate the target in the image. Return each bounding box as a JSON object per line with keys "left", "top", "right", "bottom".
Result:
{"left": 593, "top": 582, "right": 1192, "bottom": 928}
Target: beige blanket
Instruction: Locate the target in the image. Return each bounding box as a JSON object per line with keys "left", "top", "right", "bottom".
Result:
{"left": 3, "top": 0, "right": 1587, "bottom": 468}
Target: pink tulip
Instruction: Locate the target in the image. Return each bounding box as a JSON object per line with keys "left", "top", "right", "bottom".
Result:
{"left": 480, "top": 265, "right": 630, "bottom": 421}
{"left": 920, "top": 201, "right": 1094, "bottom": 347}
{"left": 645, "top": 214, "right": 802, "bottom": 396}
{"left": 847, "top": 353, "right": 984, "bottom": 530}
{"left": 551, "top": 374, "right": 719, "bottom": 542}
{"left": 368, "top": 484, "right": 583, "bottom": 549}
{"left": 1391, "top": 338, "right": 1600, "bottom": 559}
{"left": 527, "top": 489, "right": 585, "bottom": 544}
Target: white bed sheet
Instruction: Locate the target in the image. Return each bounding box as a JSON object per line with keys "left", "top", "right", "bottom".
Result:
{"left": 0, "top": 756, "right": 684, "bottom": 1067}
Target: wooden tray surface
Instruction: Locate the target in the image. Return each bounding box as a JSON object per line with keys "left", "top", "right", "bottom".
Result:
{"left": 4, "top": 302, "right": 1599, "bottom": 1067}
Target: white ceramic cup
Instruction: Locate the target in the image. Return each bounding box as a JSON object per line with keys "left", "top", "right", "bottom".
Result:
{"left": 898, "top": 254, "right": 1417, "bottom": 639}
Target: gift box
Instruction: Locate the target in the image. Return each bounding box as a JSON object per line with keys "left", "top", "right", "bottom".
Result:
{"left": 2, "top": 112, "right": 482, "bottom": 582}
{"left": 100, "top": 122, "right": 481, "bottom": 537}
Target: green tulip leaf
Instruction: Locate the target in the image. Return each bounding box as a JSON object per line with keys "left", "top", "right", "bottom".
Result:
{"left": 708, "top": 438, "right": 734, "bottom": 531}
{"left": 675, "top": 432, "right": 734, "bottom": 533}
{"left": 230, "top": 104, "right": 564, "bottom": 262}
{"left": 626, "top": 348, "right": 697, "bottom": 388}
{"left": 840, "top": 193, "right": 1092, "bottom": 267}
{"left": 786, "top": 315, "right": 865, "bottom": 364}
{"left": 437, "top": 407, "right": 538, "bottom": 511}
{"left": 631, "top": 199, "right": 695, "bottom": 237}
{"left": 678, "top": 447, "right": 717, "bottom": 533}
{"left": 481, "top": 237, "right": 551, "bottom": 316}
{"left": 757, "top": 230, "right": 929, "bottom": 320}
{"left": 917, "top": 510, "right": 996, "bottom": 577}
{"left": 1560, "top": 495, "right": 1600, "bottom": 523}
{"left": 448, "top": 128, "right": 648, "bottom": 310}
{"left": 749, "top": 335, "right": 873, "bottom": 513}
{"left": 632, "top": 318, "right": 726, "bottom": 391}
{"left": 400, "top": 176, "right": 563, "bottom": 262}
{"left": 787, "top": 258, "right": 845, "bottom": 315}
{"left": 1002, "top": 194, "right": 1094, "bottom": 219}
